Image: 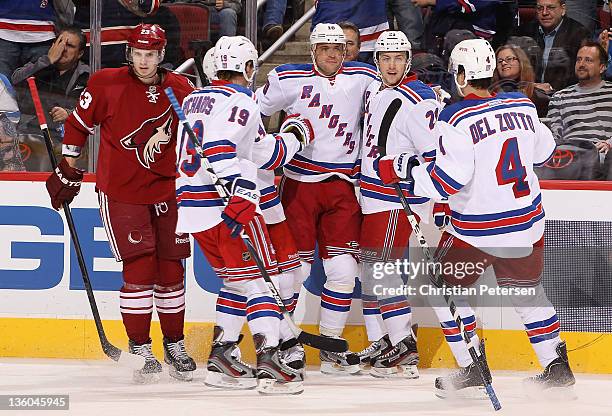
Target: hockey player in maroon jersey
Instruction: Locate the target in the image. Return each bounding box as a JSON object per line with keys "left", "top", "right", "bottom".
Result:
{"left": 45, "top": 23, "right": 196, "bottom": 384}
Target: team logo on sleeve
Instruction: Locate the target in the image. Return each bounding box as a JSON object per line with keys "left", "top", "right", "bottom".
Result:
{"left": 120, "top": 106, "right": 173, "bottom": 169}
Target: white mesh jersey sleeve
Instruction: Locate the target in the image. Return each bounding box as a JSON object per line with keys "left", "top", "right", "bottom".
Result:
{"left": 411, "top": 120, "right": 474, "bottom": 200}
{"left": 251, "top": 131, "right": 303, "bottom": 170}
{"left": 533, "top": 119, "right": 556, "bottom": 167}
{"left": 256, "top": 67, "right": 293, "bottom": 117}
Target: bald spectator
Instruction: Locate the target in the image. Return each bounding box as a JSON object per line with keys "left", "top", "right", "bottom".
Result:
{"left": 514, "top": 0, "right": 590, "bottom": 92}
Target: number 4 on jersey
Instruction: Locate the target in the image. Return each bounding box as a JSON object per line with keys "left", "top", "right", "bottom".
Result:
{"left": 496, "top": 137, "right": 530, "bottom": 198}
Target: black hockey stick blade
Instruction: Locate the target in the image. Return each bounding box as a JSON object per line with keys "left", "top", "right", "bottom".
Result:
{"left": 377, "top": 98, "right": 402, "bottom": 158}
{"left": 296, "top": 328, "right": 348, "bottom": 353}
{"left": 28, "top": 77, "right": 145, "bottom": 370}
{"left": 375, "top": 95, "right": 502, "bottom": 411}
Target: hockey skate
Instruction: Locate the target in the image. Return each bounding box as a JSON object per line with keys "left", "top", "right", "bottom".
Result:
{"left": 205, "top": 326, "right": 257, "bottom": 390}
{"left": 356, "top": 335, "right": 392, "bottom": 370}
{"left": 163, "top": 336, "right": 196, "bottom": 382}
{"left": 279, "top": 338, "right": 305, "bottom": 371}
{"left": 129, "top": 339, "right": 162, "bottom": 384}
{"left": 523, "top": 341, "right": 576, "bottom": 398}
{"left": 320, "top": 335, "right": 361, "bottom": 375}
{"left": 371, "top": 334, "right": 419, "bottom": 379}
{"left": 435, "top": 340, "right": 492, "bottom": 400}
{"left": 254, "top": 334, "right": 304, "bottom": 395}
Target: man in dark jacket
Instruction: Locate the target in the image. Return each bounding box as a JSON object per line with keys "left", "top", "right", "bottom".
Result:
{"left": 12, "top": 26, "right": 90, "bottom": 140}
{"left": 515, "top": 0, "right": 590, "bottom": 92}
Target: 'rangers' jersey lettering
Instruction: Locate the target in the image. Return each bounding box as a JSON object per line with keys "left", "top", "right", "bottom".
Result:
{"left": 257, "top": 62, "right": 377, "bottom": 184}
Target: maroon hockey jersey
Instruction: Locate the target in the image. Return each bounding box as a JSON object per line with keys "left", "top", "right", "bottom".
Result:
{"left": 64, "top": 66, "right": 194, "bottom": 204}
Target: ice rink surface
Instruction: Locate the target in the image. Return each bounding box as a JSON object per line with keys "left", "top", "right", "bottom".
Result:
{"left": 2, "top": 358, "right": 611, "bottom": 415}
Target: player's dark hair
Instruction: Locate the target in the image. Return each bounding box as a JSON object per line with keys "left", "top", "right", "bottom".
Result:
{"left": 337, "top": 21, "right": 360, "bottom": 47}
{"left": 469, "top": 78, "right": 493, "bottom": 89}
{"left": 579, "top": 40, "right": 608, "bottom": 67}
{"left": 57, "top": 25, "right": 87, "bottom": 52}
{"left": 217, "top": 61, "right": 255, "bottom": 83}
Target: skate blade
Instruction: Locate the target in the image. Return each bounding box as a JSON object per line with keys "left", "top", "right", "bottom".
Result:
{"left": 204, "top": 371, "right": 257, "bottom": 390}
{"left": 435, "top": 385, "right": 489, "bottom": 400}
{"left": 370, "top": 364, "right": 419, "bottom": 379}
{"left": 522, "top": 381, "right": 577, "bottom": 401}
{"left": 257, "top": 379, "right": 304, "bottom": 395}
{"left": 132, "top": 371, "right": 161, "bottom": 385}
{"left": 169, "top": 367, "right": 194, "bottom": 382}
{"left": 320, "top": 362, "right": 361, "bottom": 376}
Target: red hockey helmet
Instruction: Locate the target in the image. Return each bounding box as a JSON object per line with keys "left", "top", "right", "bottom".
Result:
{"left": 127, "top": 23, "right": 167, "bottom": 51}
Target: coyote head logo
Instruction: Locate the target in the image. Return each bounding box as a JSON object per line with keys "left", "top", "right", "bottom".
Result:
{"left": 120, "top": 106, "right": 173, "bottom": 169}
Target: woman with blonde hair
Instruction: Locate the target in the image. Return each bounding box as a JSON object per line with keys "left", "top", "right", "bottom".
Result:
{"left": 491, "top": 44, "right": 550, "bottom": 117}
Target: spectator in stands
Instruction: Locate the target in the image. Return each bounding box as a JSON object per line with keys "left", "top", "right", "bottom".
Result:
{"left": 0, "top": 1, "right": 66, "bottom": 78}
{"left": 262, "top": 0, "right": 287, "bottom": 42}
{"left": 565, "top": 0, "right": 597, "bottom": 34}
{"left": 386, "top": 0, "right": 423, "bottom": 49}
{"left": 11, "top": 26, "right": 89, "bottom": 141}
{"left": 506, "top": 35, "right": 543, "bottom": 77}
{"left": 491, "top": 44, "right": 550, "bottom": 117}
{"left": 312, "top": 0, "right": 389, "bottom": 61}
{"left": 338, "top": 21, "right": 360, "bottom": 61}
{"left": 547, "top": 41, "right": 612, "bottom": 154}
{"left": 441, "top": 29, "right": 476, "bottom": 65}
{"left": 412, "top": 0, "right": 502, "bottom": 55}
{"left": 514, "top": 0, "right": 591, "bottom": 92}
{"left": 73, "top": 0, "right": 180, "bottom": 68}
{"left": 598, "top": 28, "right": 612, "bottom": 81}
{"left": 0, "top": 74, "right": 24, "bottom": 171}
{"left": 209, "top": 0, "right": 241, "bottom": 39}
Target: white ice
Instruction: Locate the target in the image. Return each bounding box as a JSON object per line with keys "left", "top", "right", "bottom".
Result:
{"left": 2, "top": 359, "right": 611, "bottom": 416}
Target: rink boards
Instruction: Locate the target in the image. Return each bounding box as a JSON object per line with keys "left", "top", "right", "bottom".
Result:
{"left": 1, "top": 174, "right": 611, "bottom": 373}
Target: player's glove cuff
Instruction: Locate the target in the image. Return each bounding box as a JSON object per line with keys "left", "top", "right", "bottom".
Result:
{"left": 376, "top": 153, "right": 419, "bottom": 185}
{"left": 229, "top": 178, "right": 260, "bottom": 204}
{"left": 280, "top": 113, "right": 315, "bottom": 150}
{"left": 433, "top": 202, "right": 451, "bottom": 230}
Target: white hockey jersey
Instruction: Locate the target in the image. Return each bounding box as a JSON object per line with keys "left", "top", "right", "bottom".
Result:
{"left": 175, "top": 81, "right": 299, "bottom": 233}
{"left": 411, "top": 92, "right": 556, "bottom": 250}
{"left": 360, "top": 75, "right": 441, "bottom": 222}
{"left": 254, "top": 132, "right": 302, "bottom": 225}
{"left": 256, "top": 62, "right": 378, "bottom": 184}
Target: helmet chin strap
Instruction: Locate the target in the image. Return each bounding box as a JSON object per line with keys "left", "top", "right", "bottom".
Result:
{"left": 453, "top": 73, "right": 468, "bottom": 97}
{"left": 133, "top": 66, "right": 159, "bottom": 83}
{"left": 380, "top": 63, "right": 410, "bottom": 89}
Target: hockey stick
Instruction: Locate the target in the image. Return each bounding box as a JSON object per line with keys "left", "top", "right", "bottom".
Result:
{"left": 377, "top": 98, "right": 501, "bottom": 411}
{"left": 165, "top": 87, "right": 348, "bottom": 353}
{"left": 27, "top": 77, "right": 146, "bottom": 370}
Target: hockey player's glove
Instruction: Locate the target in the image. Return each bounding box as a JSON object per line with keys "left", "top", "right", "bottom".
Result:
{"left": 433, "top": 202, "right": 451, "bottom": 229}
{"left": 221, "top": 178, "right": 260, "bottom": 238}
{"left": 376, "top": 153, "right": 419, "bottom": 185}
{"left": 45, "top": 158, "right": 84, "bottom": 210}
{"left": 280, "top": 114, "right": 315, "bottom": 150}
